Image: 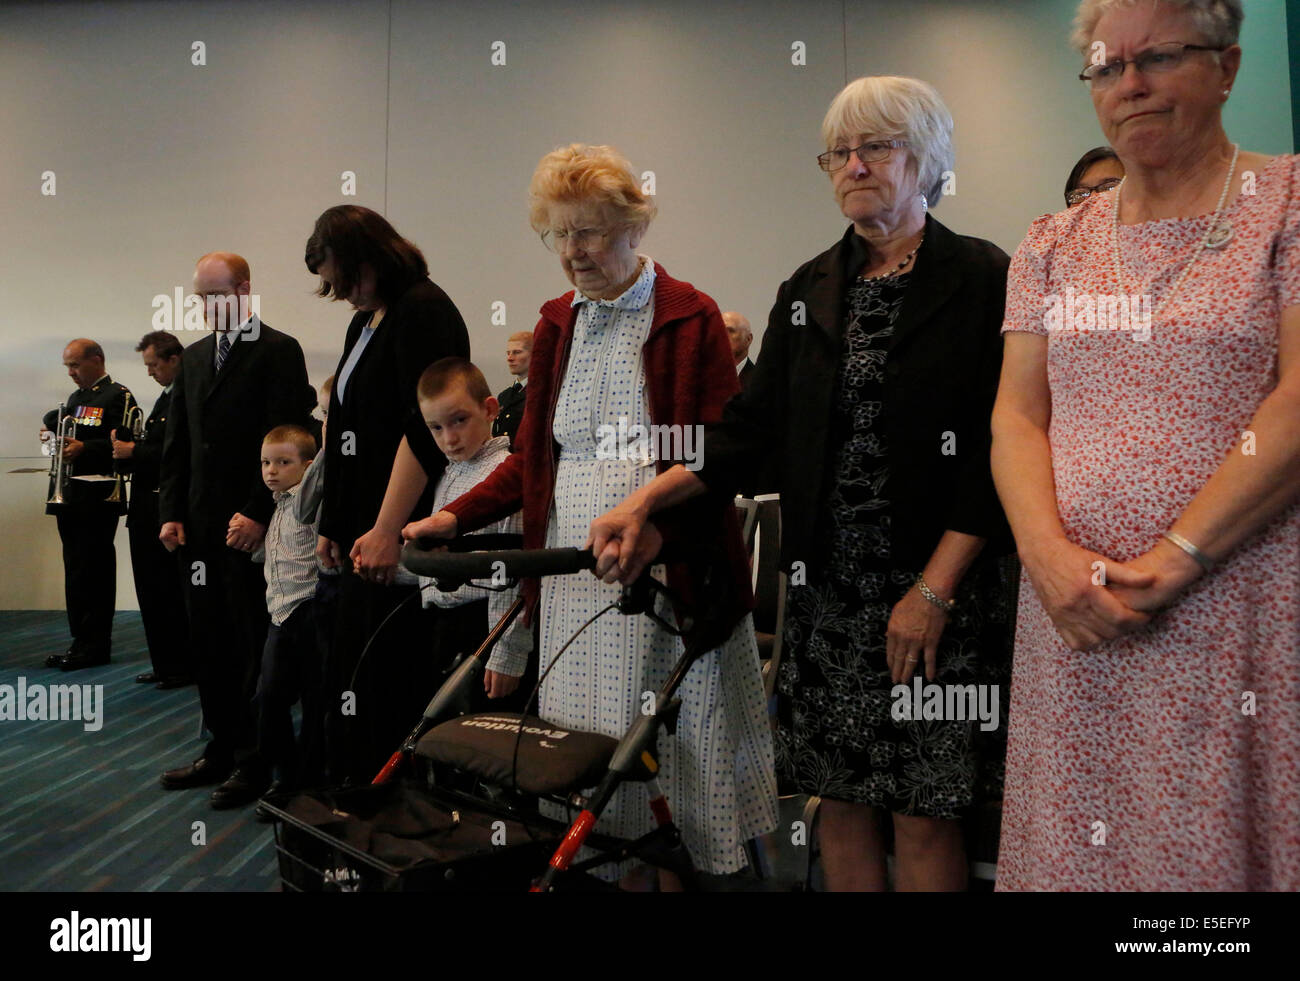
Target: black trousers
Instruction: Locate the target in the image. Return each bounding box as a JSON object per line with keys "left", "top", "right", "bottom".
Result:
{"left": 253, "top": 600, "right": 322, "bottom": 786}
{"left": 55, "top": 507, "right": 120, "bottom": 654}
{"left": 324, "top": 573, "right": 433, "bottom": 784}
{"left": 126, "top": 503, "right": 190, "bottom": 679}
{"left": 180, "top": 537, "right": 268, "bottom": 766}
{"left": 422, "top": 597, "right": 491, "bottom": 718}
{"left": 424, "top": 597, "right": 538, "bottom": 716}
{"left": 323, "top": 573, "right": 520, "bottom": 782}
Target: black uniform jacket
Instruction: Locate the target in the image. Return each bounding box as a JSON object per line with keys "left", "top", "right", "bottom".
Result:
{"left": 44, "top": 375, "right": 131, "bottom": 514}
{"left": 115, "top": 387, "right": 172, "bottom": 530}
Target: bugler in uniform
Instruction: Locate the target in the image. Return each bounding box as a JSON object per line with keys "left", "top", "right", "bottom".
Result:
{"left": 43, "top": 346, "right": 131, "bottom": 671}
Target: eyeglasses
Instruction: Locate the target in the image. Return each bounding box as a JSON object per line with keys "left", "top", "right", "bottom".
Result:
{"left": 817, "top": 139, "right": 908, "bottom": 173}
{"left": 1078, "top": 41, "right": 1226, "bottom": 89}
{"left": 540, "top": 226, "right": 614, "bottom": 253}
{"left": 1065, "top": 177, "right": 1123, "bottom": 207}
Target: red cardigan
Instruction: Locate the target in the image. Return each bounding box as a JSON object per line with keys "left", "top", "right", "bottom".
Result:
{"left": 443, "top": 263, "right": 754, "bottom": 628}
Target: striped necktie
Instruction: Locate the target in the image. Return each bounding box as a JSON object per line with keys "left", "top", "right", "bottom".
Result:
{"left": 215, "top": 332, "right": 232, "bottom": 372}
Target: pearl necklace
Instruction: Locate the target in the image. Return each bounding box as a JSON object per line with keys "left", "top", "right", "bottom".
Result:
{"left": 1111, "top": 143, "right": 1239, "bottom": 319}
{"left": 861, "top": 231, "right": 924, "bottom": 282}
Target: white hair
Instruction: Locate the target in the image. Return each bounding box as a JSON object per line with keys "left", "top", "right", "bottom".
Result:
{"left": 1071, "top": 0, "right": 1243, "bottom": 55}
{"left": 820, "top": 76, "right": 954, "bottom": 204}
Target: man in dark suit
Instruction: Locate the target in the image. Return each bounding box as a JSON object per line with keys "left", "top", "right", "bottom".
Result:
{"left": 158, "top": 252, "right": 313, "bottom": 807}
{"left": 723, "top": 311, "right": 755, "bottom": 389}
{"left": 721, "top": 311, "right": 775, "bottom": 495}
{"left": 491, "top": 330, "right": 531, "bottom": 448}
{"left": 40, "top": 340, "right": 131, "bottom": 671}
{"left": 112, "top": 330, "right": 192, "bottom": 690}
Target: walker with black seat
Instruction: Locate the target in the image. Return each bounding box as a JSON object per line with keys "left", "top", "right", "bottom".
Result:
{"left": 264, "top": 534, "right": 742, "bottom": 892}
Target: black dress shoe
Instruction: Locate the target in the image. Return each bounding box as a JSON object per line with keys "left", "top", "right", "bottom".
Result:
{"left": 253, "top": 780, "right": 295, "bottom": 823}
{"left": 155, "top": 675, "right": 195, "bottom": 690}
{"left": 44, "top": 647, "right": 74, "bottom": 668}
{"left": 60, "top": 649, "right": 111, "bottom": 672}
{"left": 211, "top": 767, "right": 271, "bottom": 810}
{"left": 161, "top": 756, "right": 231, "bottom": 790}
{"left": 135, "top": 672, "right": 158, "bottom": 684}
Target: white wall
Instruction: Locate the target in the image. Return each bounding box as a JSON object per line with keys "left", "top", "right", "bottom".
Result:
{"left": 0, "top": 0, "right": 1292, "bottom": 609}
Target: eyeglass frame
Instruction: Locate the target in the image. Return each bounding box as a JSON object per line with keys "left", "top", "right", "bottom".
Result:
{"left": 539, "top": 224, "right": 621, "bottom": 253}
{"left": 817, "top": 139, "right": 909, "bottom": 173}
{"left": 1065, "top": 176, "right": 1123, "bottom": 207}
{"left": 1078, "top": 41, "right": 1227, "bottom": 88}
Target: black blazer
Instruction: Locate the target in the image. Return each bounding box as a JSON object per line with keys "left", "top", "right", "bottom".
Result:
{"left": 320, "top": 278, "right": 469, "bottom": 553}
{"left": 160, "top": 320, "right": 313, "bottom": 542}
{"left": 118, "top": 386, "right": 171, "bottom": 530}
{"left": 492, "top": 379, "right": 527, "bottom": 447}
{"left": 737, "top": 358, "right": 755, "bottom": 390}
{"left": 697, "top": 216, "right": 1012, "bottom": 573}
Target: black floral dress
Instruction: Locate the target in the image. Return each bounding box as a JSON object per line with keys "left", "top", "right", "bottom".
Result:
{"left": 773, "top": 273, "right": 1014, "bottom": 819}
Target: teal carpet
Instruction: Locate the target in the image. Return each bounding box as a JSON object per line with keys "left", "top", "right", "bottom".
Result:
{"left": 0, "top": 612, "right": 847, "bottom": 892}
{"left": 0, "top": 612, "right": 278, "bottom": 891}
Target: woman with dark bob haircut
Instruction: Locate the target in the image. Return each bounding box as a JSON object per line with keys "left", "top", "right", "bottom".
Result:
{"left": 1064, "top": 145, "right": 1124, "bottom": 207}
{"left": 305, "top": 204, "right": 469, "bottom": 783}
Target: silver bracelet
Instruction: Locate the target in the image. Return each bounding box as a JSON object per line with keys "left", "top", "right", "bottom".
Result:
{"left": 1162, "top": 531, "right": 1214, "bottom": 571}
{"left": 915, "top": 575, "right": 956, "bottom": 614}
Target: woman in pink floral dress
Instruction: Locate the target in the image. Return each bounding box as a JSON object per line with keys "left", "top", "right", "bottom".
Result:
{"left": 992, "top": 0, "right": 1299, "bottom": 890}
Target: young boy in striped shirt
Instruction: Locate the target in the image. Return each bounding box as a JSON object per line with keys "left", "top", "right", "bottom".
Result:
{"left": 242, "top": 424, "right": 323, "bottom": 804}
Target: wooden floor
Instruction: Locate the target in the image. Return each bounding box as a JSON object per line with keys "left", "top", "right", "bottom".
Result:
{"left": 0, "top": 611, "right": 278, "bottom": 891}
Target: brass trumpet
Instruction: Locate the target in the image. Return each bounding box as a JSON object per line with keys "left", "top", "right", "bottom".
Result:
{"left": 107, "top": 393, "right": 146, "bottom": 505}
{"left": 46, "top": 402, "right": 77, "bottom": 505}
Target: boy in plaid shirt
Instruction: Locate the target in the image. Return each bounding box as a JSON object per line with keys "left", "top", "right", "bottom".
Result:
{"left": 404, "top": 358, "right": 532, "bottom": 708}
{"left": 215, "top": 424, "right": 322, "bottom": 809}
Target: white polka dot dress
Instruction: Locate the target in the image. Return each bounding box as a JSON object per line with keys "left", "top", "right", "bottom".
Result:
{"left": 538, "top": 257, "right": 778, "bottom": 876}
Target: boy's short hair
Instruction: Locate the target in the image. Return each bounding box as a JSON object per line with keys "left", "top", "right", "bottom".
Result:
{"left": 417, "top": 357, "right": 492, "bottom": 404}
{"left": 263, "top": 424, "right": 317, "bottom": 461}
{"left": 507, "top": 331, "right": 533, "bottom": 349}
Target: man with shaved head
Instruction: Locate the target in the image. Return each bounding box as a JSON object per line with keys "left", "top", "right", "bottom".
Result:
{"left": 159, "top": 252, "right": 313, "bottom": 807}
{"left": 40, "top": 339, "right": 132, "bottom": 670}
{"left": 720, "top": 310, "right": 778, "bottom": 494}
{"left": 722, "top": 311, "right": 755, "bottom": 390}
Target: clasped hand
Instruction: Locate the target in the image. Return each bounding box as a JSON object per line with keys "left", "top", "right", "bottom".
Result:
{"left": 350, "top": 526, "right": 403, "bottom": 585}
{"left": 226, "top": 513, "right": 266, "bottom": 553}
{"left": 1027, "top": 538, "right": 1203, "bottom": 651}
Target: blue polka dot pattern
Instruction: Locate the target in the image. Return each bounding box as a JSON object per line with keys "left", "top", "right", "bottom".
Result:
{"left": 538, "top": 257, "right": 778, "bottom": 876}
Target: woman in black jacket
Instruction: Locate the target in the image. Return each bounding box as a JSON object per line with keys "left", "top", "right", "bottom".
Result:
{"left": 589, "top": 76, "right": 1015, "bottom": 891}
{"left": 305, "top": 205, "right": 469, "bottom": 782}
